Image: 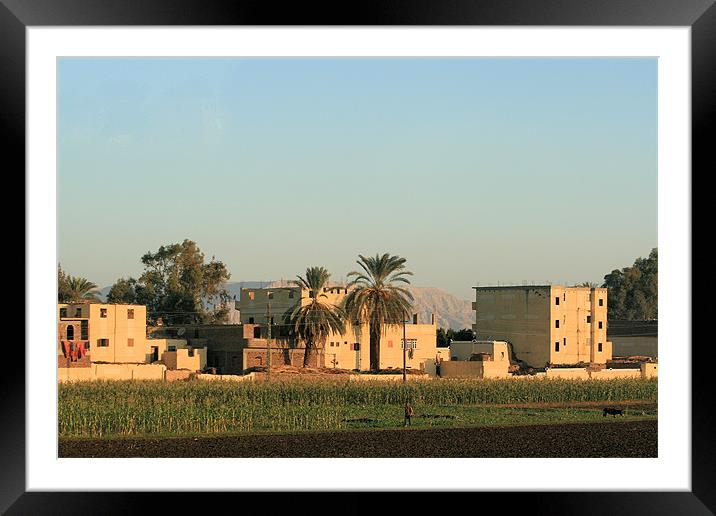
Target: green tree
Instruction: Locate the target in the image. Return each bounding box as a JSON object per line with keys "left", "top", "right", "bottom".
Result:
{"left": 58, "top": 264, "right": 72, "bottom": 302}
{"left": 344, "top": 253, "right": 414, "bottom": 371}
{"left": 106, "top": 277, "right": 138, "bottom": 304}
{"left": 136, "top": 240, "right": 231, "bottom": 325}
{"left": 63, "top": 276, "right": 100, "bottom": 303}
{"left": 453, "top": 328, "right": 475, "bottom": 341}
{"left": 602, "top": 248, "right": 658, "bottom": 320}
{"left": 288, "top": 266, "right": 347, "bottom": 367}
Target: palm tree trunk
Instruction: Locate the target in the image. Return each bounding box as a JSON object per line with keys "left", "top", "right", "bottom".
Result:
{"left": 303, "top": 341, "right": 312, "bottom": 368}
{"left": 370, "top": 324, "right": 381, "bottom": 371}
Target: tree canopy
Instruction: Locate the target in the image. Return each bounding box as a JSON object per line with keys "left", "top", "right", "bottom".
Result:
{"left": 602, "top": 248, "right": 657, "bottom": 320}
{"left": 344, "top": 253, "right": 414, "bottom": 371}
{"left": 436, "top": 327, "right": 475, "bottom": 347}
{"left": 106, "top": 240, "right": 231, "bottom": 324}
{"left": 288, "top": 266, "right": 347, "bottom": 367}
{"left": 58, "top": 265, "right": 100, "bottom": 303}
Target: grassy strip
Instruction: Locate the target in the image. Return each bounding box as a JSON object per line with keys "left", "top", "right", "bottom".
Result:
{"left": 59, "top": 378, "right": 657, "bottom": 438}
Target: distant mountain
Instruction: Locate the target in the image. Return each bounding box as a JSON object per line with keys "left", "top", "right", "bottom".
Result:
{"left": 224, "top": 280, "right": 474, "bottom": 330}
{"left": 98, "top": 280, "right": 474, "bottom": 330}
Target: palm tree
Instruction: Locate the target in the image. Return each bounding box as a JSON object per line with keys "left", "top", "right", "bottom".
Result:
{"left": 344, "top": 253, "right": 414, "bottom": 371}
{"left": 288, "top": 266, "right": 347, "bottom": 368}
{"left": 65, "top": 276, "right": 101, "bottom": 303}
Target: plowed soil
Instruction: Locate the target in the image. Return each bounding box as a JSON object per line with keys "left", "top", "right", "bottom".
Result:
{"left": 59, "top": 419, "right": 656, "bottom": 458}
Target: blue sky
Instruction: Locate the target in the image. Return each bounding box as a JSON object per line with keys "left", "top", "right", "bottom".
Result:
{"left": 58, "top": 58, "right": 657, "bottom": 300}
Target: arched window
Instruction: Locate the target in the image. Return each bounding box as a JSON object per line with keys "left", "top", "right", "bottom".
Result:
{"left": 66, "top": 325, "right": 75, "bottom": 340}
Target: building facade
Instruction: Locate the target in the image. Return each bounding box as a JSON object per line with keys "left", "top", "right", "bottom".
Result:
{"left": 238, "top": 286, "right": 438, "bottom": 372}
{"left": 472, "top": 285, "right": 612, "bottom": 368}
{"left": 58, "top": 303, "right": 149, "bottom": 365}
{"left": 58, "top": 303, "right": 206, "bottom": 371}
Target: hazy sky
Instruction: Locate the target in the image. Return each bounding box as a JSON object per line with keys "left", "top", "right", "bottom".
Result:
{"left": 58, "top": 58, "right": 657, "bottom": 300}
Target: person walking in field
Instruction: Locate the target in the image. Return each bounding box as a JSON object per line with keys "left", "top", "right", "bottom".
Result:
{"left": 404, "top": 402, "right": 414, "bottom": 426}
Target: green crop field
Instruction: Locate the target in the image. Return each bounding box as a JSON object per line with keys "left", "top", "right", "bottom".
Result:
{"left": 58, "top": 378, "right": 658, "bottom": 439}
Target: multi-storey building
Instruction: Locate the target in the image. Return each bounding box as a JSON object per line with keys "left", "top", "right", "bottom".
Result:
{"left": 238, "top": 286, "right": 437, "bottom": 371}
{"left": 58, "top": 303, "right": 149, "bottom": 365}
{"left": 471, "top": 285, "right": 612, "bottom": 368}
{"left": 58, "top": 303, "right": 206, "bottom": 370}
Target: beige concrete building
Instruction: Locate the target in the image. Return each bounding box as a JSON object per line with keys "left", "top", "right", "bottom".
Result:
{"left": 472, "top": 285, "right": 612, "bottom": 368}
{"left": 58, "top": 303, "right": 207, "bottom": 372}
{"left": 58, "top": 303, "right": 149, "bottom": 364}
{"left": 238, "top": 286, "right": 438, "bottom": 372}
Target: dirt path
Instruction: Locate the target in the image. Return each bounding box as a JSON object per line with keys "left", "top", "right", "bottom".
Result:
{"left": 59, "top": 419, "right": 657, "bottom": 458}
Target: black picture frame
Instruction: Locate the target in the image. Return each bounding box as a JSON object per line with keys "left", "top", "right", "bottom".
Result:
{"left": 6, "top": 0, "right": 709, "bottom": 513}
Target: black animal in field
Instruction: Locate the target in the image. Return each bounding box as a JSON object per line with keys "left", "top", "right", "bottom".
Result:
{"left": 603, "top": 407, "right": 625, "bottom": 417}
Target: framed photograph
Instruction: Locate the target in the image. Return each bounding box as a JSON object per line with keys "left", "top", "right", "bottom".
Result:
{"left": 8, "top": 0, "right": 709, "bottom": 512}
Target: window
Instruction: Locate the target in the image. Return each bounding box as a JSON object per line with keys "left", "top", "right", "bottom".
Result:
{"left": 60, "top": 308, "right": 67, "bottom": 318}
{"left": 81, "top": 320, "right": 88, "bottom": 340}
{"left": 586, "top": 315, "right": 591, "bottom": 323}
{"left": 289, "top": 290, "right": 295, "bottom": 299}
{"left": 329, "top": 342, "right": 334, "bottom": 347}
{"left": 100, "top": 308, "right": 107, "bottom": 318}
{"left": 127, "top": 338, "right": 134, "bottom": 347}
{"left": 248, "top": 291, "right": 255, "bottom": 300}
{"left": 97, "top": 339, "right": 109, "bottom": 347}
{"left": 249, "top": 317, "right": 255, "bottom": 324}
{"left": 555, "top": 297, "right": 560, "bottom": 305}
{"left": 344, "top": 341, "right": 348, "bottom": 346}
{"left": 598, "top": 321, "right": 603, "bottom": 329}
{"left": 555, "top": 341, "right": 560, "bottom": 352}
{"left": 599, "top": 298, "right": 603, "bottom": 306}
{"left": 66, "top": 325, "right": 74, "bottom": 340}
{"left": 555, "top": 320, "right": 560, "bottom": 328}
{"left": 168, "top": 345, "right": 176, "bottom": 352}
{"left": 353, "top": 343, "right": 360, "bottom": 351}
{"left": 598, "top": 342, "right": 603, "bottom": 352}
{"left": 75, "top": 308, "right": 82, "bottom": 317}
{"left": 563, "top": 338, "right": 567, "bottom": 347}
{"left": 127, "top": 309, "right": 134, "bottom": 319}
{"left": 188, "top": 349, "right": 194, "bottom": 357}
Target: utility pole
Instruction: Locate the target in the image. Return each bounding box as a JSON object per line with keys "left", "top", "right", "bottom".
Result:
{"left": 403, "top": 313, "right": 407, "bottom": 384}
{"left": 267, "top": 295, "right": 272, "bottom": 382}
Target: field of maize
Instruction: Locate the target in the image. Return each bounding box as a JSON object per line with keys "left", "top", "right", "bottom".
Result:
{"left": 58, "top": 377, "right": 658, "bottom": 438}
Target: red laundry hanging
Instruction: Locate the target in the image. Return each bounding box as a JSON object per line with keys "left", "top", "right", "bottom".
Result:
{"left": 62, "top": 340, "right": 70, "bottom": 358}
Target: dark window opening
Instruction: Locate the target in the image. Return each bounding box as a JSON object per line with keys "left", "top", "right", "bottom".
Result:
{"left": 168, "top": 345, "right": 176, "bottom": 352}
{"left": 127, "top": 309, "right": 134, "bottom": 319}
{"left": 97, "top": 338, "right": 109, "bottom": 347}
{"left": 555, "top": 320, "right": 560, "bottom": 328}
{"left": 249, "top": 317, "right": 255, "bottom": 324}
{"left": 100, "top": 308, "right": 107, "bottom": 318}
{"left": 563, "top": 338, "right": 567, "bottom": 346}
{"left": 555, "top": 341, "right": 560, "bottom": 352}
{"left": 599, "top": 298, "right": 603, "bottom": 306}
{"left": 253, "top": 326, "right": 261, "bottom": 338}
{"left": 586, "top": 315, "right": 592, "bottom": 323}
{"left": 598, "top": 321, "right": 603, "bottom": 329}
{"left": 81, "top": 320, "right": 88, "bottom": 340}
{"left": 555, "top": 297, "right": 560, "bottom": 305}
{"left": 598, "top": 342, "right": 603, "bottom": 352}
{"left": 75, "top": 308, "right": 82, "bottom": 317}
{"left": 60, "top": 308, "right": 67, "bottom": 318}
{"left": 66, "top": 325, "right": 74, "bottom": 340}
